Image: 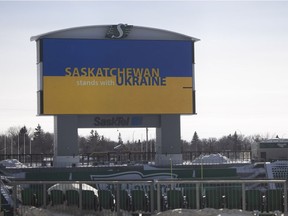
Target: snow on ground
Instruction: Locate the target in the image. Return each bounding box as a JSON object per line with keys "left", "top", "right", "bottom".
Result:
{"left": 0, "top": 159, "right": 27, "bottom": 168}
{"left": 155, "top": 208, "right": 256, "bottom": 216}
{"left": 19, "top": 207, "right": 264, "bottom": 216}
{"left": 191, "top": 153, "right": 230, "bottom": 164}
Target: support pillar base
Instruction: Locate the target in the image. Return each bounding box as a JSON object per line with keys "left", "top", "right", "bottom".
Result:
{"left": 53, "top": 156, "right": 80, "bottom": 167}
{"left": 155, "top": 154, "right": 183, "bottom": 166}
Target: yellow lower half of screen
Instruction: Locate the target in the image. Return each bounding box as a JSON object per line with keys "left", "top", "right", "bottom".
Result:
{"left": 43, "top": 76, "right": 194, "bottom": 114}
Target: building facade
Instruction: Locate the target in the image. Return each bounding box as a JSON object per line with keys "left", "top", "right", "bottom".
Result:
{"left": 257, "top": 139, "right": 288, "bottom": 161}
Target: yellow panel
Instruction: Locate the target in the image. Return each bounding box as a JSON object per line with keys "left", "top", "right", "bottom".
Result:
{"left": 43, "top": 76, "right": 193, "bottom": 114}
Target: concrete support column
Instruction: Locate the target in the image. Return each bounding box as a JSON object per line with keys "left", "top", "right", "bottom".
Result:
{"left": 155, "top": 115, "right": 182, "bottom": 166}
{"left": 53, "top": 115, "right": 79, "bottom": 167}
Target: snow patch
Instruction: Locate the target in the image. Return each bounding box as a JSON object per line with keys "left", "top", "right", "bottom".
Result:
{"left": 156, "top": 208, "right": 255, "bottom": 216}
{"left": 0, "top": 159, "right": 27, "bottom": 168}
{"left": 191, "top": 154, "right": 230, "bottom": 164}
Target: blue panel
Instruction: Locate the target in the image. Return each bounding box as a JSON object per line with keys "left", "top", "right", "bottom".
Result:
{"left": 42, "top": 39, "right": 193, "bottom": 77}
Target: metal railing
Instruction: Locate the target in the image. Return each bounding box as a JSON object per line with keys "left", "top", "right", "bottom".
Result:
{"left": 4, "top": 179, "right": 287, "bottom": 216}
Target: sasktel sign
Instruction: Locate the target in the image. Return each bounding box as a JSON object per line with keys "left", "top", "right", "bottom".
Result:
{"left": 33, "top": 24, "right": 198, "bottom": 115}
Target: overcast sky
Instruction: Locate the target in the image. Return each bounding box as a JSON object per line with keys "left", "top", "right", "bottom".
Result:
{"left": 0, "top": 1, "right": 288, "bottom": 142}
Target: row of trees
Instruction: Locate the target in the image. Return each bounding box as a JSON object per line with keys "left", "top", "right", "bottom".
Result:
{"left": 183, "top": 131, "right": 258, "bottom": 152}
{"left": 0, "top": 124, "right": 266, "bottom": 155}
{"left": 0, "top": 125, "right": 54, "bottom": 155}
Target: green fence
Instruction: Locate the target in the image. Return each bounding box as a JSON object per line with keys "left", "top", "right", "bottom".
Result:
{"left": 6, "top": 179, "right": 288, "bottom": 216}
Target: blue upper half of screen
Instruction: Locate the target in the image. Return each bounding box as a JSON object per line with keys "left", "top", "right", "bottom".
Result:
{"left": 41, "top": 38, "right": 193, "bottom": 77}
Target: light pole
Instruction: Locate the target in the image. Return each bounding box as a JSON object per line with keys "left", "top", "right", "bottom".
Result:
{"left": 4, "top": 136, "right": 6, "bottom": 157}
{"left": 24, "top": 134, "right": 26, "bottom": 164}
{"left": 17, "top": 134, "right": 19, "bottom": 161}
{"left": 30, "top": 137, "right": 33, "bottom": 155}
{"left": 146, "top": 128, "right": 148, "bottom": 161}
{"left": 140, "top": 139, "right": 143, "bottom": 162}
{"left": 10, "top": 137, "right": 13, "bottom": 155}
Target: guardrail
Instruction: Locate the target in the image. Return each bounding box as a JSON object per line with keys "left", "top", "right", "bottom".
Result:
{"left": 5, "top": 179, "right": 288, "bottom": 216}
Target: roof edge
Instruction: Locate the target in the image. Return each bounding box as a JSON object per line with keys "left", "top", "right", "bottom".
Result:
{"left": 31, "top": 24, "right": 200, "bottom": 41}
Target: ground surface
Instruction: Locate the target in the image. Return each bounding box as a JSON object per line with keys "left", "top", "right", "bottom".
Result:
{"left": 19, "top": 206, "right": 257, "bottom": 216}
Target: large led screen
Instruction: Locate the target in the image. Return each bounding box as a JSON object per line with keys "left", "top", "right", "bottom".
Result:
{"left": 40, "top": 38, "right": 194, "bottom": 114}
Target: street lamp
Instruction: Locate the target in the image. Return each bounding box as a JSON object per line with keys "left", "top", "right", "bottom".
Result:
{"left": 4, "top": 136, "right": 6, "bottom": 157}
{"left": 24, "top": 134, "right": 26, "bottom": 164}
{"left": 30, "top": 137, "right": 33, "bottom": 155}
{"left": 10, "top": 136, "right": 13, "bottom": 155}
{"left": 146, "top": 128, "right": 148, "bottom": 161}
{"left": 17, "top": 134, "right": 19, "bottom": 161}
